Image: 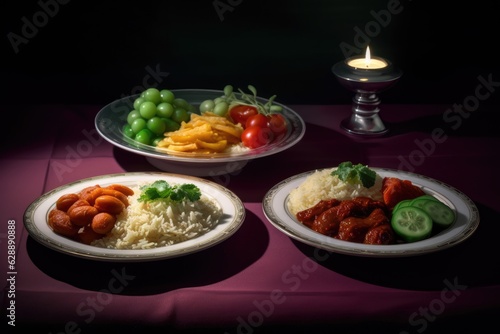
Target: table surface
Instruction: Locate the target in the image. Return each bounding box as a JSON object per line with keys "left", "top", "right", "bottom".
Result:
{"left": 2, "top": 103, "right": 500, "bottom": 333}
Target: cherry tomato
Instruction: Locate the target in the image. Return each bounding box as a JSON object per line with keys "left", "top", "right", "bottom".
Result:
{"left": 241, "top": 126, "right": 274, "bottom": 149}
{"left": 245, "top": 113, "right": 269, "bottom": 129}
{"left": 267, "top": 113, "right": 287, "bottom": 138}
{"left": 229, "top": 105, "right": 259, "bottom": 128}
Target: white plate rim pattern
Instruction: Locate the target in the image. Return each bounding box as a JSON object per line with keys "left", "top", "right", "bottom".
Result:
{"left": 262, "top": 168, "right": 480, "bottom": 257}
{"left": 24, "top": 172, "right": 245, "bottom": 262}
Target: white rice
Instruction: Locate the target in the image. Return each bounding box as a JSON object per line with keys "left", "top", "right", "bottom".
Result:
{"left": 287, "top": 168, "right": 383, "bottom": 216}
{"left": 91, "top": 186, "right": 222, "bottom": 250}
{"left": 225, "top": 142, "right": 249, "bottom": 153}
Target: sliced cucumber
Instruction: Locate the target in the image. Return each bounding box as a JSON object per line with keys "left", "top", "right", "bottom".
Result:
{"left": 393, "top": 199, "right": 412, "bottom": 212}
{"left": 409, "top": 195, "right": 439, "bottom": 208}
{"left": 409, "top": 198, "right": 429, "bottom": 209}
{"left": 391, "top": 207, "right": 433, "bottom": 243}
{"left": 422, "top": 200, "right": 456, "bottom": 228}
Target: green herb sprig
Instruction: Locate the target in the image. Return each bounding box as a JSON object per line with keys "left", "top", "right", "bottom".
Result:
{"left": 331, "top": 161, "right": 376, "bottom": 188}
{"left": 138, "top": 180, "right": 201, "bottom": 202}
{"left": 221, "top": 84, "right": 283, "bottom": 116}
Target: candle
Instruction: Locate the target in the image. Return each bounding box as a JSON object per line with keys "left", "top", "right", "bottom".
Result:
{"left": 332, "top": 49, "right": 402, "bottom": 135}
{"left": 347, "top": 46, "right": 387, "bottom": 69}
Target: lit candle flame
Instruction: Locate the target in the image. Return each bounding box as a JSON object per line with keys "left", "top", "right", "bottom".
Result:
{"left": 365, "top": 46, "right": 371, "bottom": 66}
{"left": 346, "top": 46, "right": 387, "bottom": 69}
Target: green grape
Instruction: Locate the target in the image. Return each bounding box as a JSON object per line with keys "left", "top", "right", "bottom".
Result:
{"left": 122, "top": 124, "right": 134, "bottom": 138}
{"left": 133, "top": 97, "right": 145, "bottom": 111}
{"left": 187, "top": 103, "right": 197, "bottom": 114}
{"left": 172, "top": 108, "right": 189, "bottom": 123}
{"left": 143, "top": 88, "right": 162, "bottom": 105}
{"left": 160, "top": 89, "right": 175, "bottom": 103}
{"left": 214, "top": 97, "right": 225, "bottom": 104}
{"left": 152, "top": 137, "right": 163, "bottom": 146}
{"left": 173, "top": 98, "right": 190, "bottom": 110}
{"left": 156, "top": 102, "right": 174, "bottom": 118}
{"left": 199, "top": 99, "right": 215, "bottom": 113}
{"left": 224, "top": 84, "right": 233, "bottom": 97}
{"left": 147, "top": 116, "right": 167, "bottom": 136}
{"left": 127, "top": 110, "right": 142, "bottom": 125}
{"left": 139, "top": 101, "right": 157, "bottom": 119}
{"left": 213, "top": 101, "right": 229, "bottom": 116}
{"left": 131, "top": 118, "right": 147, "bottom": 134}
{"left": 134, "top": 128, "right": 153, "bottom": 145}
{"left": 162, "top": 118, "right": 181, "bottom": 132}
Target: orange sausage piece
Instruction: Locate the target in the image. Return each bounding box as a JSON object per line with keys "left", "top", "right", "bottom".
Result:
{"left": 68, "top": 205, "right": 99, "bottom": 227}
{"left": 94, "top": 195, "right": 125, "bottom": 214}
{"left": 105, "top": 184, "right": 134, "bottom": 196}
{"left": 48, "top": 209, "right": 80, "bottom": 238}
{"left": 89, "top": 188, "right": 130, "bottom": 207}
{"left": 91, "top": 212, "right": 116, "bottom": 234}
{"left": 79, "top": 185, "right": 101, "bottom": 205}
{"left": 78, "top": 224, "right": 104, "bottom": 244}
{"left": 56, "top": 193, "right": 80, "bottom": 212}
{"left": 66, "top": 199, "right": 91, "bottom": 213}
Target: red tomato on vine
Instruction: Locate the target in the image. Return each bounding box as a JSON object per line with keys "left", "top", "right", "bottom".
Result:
{"left": 267, "top": 113, "right": 287, "bottom": 138}
{"left": 241, "top": 126, "right": 274, "bottom": 149}
{"left": 229, "top": 105, "right": 258, "bottom": 128}
{"left": 245, "top": 114, "right": 269, "bottom": 129}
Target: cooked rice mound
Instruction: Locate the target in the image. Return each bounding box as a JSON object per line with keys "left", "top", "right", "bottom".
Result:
{"left": 287, "top": 168, "right": 383, "bottom": 216}
{"left": 91, "top": 186, "right": 222, "bottom": 249}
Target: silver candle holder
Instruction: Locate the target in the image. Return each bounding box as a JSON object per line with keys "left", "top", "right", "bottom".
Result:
{"left": 332, "top": 55, "right": 402, "bottom": 136}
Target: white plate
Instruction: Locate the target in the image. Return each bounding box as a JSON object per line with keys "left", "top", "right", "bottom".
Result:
{"left": 24, "top": 172, "right": 245, "bottom": 261}
{"left": 95, "top": 89, "right": 306, "bottom": 176}
{"left": 262, "top": 168, "right": 480, "bottom": 257}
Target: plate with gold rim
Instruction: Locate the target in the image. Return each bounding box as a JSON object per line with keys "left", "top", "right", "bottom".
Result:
{"left": 24, "top": 172, "right": 245, "bottom": 261}
{"left": 262, "top": 168, "right": 479, "bottom": 257}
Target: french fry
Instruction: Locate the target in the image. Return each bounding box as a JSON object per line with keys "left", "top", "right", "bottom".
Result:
{"left": 195, "top": 139, "right": 227, "bottom": 152}
{"left": 163, "top": 143, "right": 198, "bottom": 152}
{"left": 211, "top": 123, "right": 243, "bottom": 139}
{"left": 167, "top": 124, "right": 214, "bottom": 143}
{"left": 156, "top": 112, "right": 244, "bottom": 154}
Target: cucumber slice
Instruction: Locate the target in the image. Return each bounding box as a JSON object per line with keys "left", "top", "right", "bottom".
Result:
{"left": 410, "top": 198, "right": 429, "bottom": 209}
{"left": 410, "top": 195, "right": 439, "bottom": 208}
{"left": 392, "top": 199, "right": 412, "bottom": 212}
{"left": 422, "top": 200, "right": 456, "bottom": 228}
{"left": 391, "top": 207, "right": 433, "bottom": 242}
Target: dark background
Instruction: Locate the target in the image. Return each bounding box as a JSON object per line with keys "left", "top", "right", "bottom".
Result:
{"left": 3, "top": 0, "right": 499, "bottom": 106}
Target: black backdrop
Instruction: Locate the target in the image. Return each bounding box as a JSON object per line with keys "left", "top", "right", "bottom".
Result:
{"left": 3, "top": 0, "right": 499, "bottom": 106}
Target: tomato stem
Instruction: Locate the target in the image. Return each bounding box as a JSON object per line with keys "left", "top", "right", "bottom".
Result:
{"left": 222, "top": 85, "right": 283, "bottom": 116}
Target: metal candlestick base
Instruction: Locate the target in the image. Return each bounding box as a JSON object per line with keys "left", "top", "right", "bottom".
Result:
{"left": 342, "top": 92, "right": 386, "bottom": 135}
{"left": 332, "top": 57, "right": 402, "bottom": 136}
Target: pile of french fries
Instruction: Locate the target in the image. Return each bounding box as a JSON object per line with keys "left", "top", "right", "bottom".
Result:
{"left": 156, "top": 112, "right": 244, "bottom": 154}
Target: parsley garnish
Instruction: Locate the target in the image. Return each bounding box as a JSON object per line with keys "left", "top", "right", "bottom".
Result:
{"left": 138, "top": 180, "right": 201, "bottom": 202}
{"left": 331, "top": 161, "right": 376, "bottom": 188}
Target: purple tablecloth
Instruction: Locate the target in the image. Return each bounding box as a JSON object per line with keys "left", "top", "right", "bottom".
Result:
{"left": 1, "top": 103, "right": 499, "bottom": 333}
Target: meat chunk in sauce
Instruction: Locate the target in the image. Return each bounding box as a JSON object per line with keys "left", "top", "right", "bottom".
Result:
{"left": 303, "top": 197, "right": 386, "bottom": 237}
{"left": 337, "top": 208, "right": 389, "bottom": 243}
{"left": 295, "top": 196, "right": 394, "bottom": 245}
{"left": 364, "top": 224, "right": 395, "bottom": 245}
{"left": 296, "top": 198, "right": 340, "bottom": 228}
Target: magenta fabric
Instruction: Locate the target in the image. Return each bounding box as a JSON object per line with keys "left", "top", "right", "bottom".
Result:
{"left": 1, "top": 104, "right": 499, "bottom": 333}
